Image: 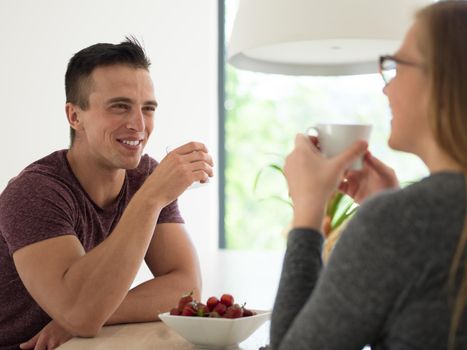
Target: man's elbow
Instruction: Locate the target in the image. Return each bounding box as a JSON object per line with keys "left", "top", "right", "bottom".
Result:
{"left": 188, "top": 270, "right": 202, "bottom": 301}
{"left": 61, "top": 309, "right": 105, "bottom": 338}
{"left": 177, "top": 269, "right": 202, "bottom": 301}
{"left": 73, "top": 326, "right": 100, "bottom": 338}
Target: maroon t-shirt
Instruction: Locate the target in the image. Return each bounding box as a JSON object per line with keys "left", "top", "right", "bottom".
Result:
{"left": 0, "top": 150, "right": 184, "bottom": 349}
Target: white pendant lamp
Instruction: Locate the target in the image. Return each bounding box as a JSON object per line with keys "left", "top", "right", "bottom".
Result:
{"left": 228, "top": 0, "right": 432, "bottom": 76}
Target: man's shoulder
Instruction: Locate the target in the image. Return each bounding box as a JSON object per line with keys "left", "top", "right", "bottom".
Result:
{"left": 1, "top": 150, "right": 74, "bottom": 203}
{"left": 8, "top": 150, "right": 69, "bottom": 183}
{"left": 127, "top": 154, "right": 158, "bottom": 180}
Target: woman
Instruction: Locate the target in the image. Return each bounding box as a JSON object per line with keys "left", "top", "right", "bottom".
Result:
{"left": 271, "top": 1, "right": 467, "bottom": 349}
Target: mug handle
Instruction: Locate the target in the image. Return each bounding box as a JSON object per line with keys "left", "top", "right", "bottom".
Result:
{"left": 306, "top": 126, "right": 319, "bottom": 137}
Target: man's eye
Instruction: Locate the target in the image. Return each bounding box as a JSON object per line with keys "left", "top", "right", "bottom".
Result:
{"left": 143, "top": 106, "right": 156, "bottom": 113}
{"left": 113, "top": 104, "right": 130, "bottom": 110}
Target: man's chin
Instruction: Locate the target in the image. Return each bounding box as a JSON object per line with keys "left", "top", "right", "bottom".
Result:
{"left": 120, "top": 156, "right": 142, "bottom": 170}
{"left": 125, "top": 161, "right": 141, "bottom": 170}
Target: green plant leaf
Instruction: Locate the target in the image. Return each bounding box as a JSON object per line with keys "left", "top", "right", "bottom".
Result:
{"left": 253, "top": 160, "right": 359, "bottom": 234}
{"left": 253, "top": 163, "right": 285, "bottom": 193}
{"left": 258, "top": 195, "right": 293, "bottom": 208}
{"left": 331, "top": 202, "right": 358, "bottom": 231}
{"left": 326, "top": 192, "right": 344, "bottom": 217}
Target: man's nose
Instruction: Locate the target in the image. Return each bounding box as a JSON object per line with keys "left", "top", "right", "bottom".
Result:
{"left": 127, "top": 109, "right": 145, "bottom": 132}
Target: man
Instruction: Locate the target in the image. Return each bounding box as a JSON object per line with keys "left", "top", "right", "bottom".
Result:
{"left": 0, "top": 37, "right": 212, "bottom": 349}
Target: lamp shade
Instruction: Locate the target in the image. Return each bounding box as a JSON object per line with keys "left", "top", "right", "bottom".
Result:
{"left": 227, "top": 0, "right": 432, "bottom": 76}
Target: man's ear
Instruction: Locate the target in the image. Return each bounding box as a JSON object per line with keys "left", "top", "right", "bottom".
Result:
{"left": 65, "top": 103, "right": 83, "bottom": 131}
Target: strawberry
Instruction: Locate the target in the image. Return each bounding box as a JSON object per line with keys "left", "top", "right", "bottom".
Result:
{"left": 170, "top": 307, "right": 181, "bottom": 316}
{"left": 181, "top": 301, "right": 197, "bottom": 316}
{"left": 220, "top": 293, "right": 234, "bottom": 307}
{"left": 241, "top": 302, "right": 256, "bottom": 317}
{"left": 242, "top": 308, "right": 256, "bottom": 317}
{"left": 224, "top": 304, "right": 243, "bottom": 319}
{"left": 197, "top": 303, "right": 209, "bottom": 317}
{"left": 212, "top": 302, "right": 227, "bottom": 316}
{"left": 209, "top": 311, "right": 221, "bottom": 318}
{"left": 178, "top": 291, "right": 194, "bottom": 313}
{"left": 206, "top": 296, "right": 219, "bottom": 311}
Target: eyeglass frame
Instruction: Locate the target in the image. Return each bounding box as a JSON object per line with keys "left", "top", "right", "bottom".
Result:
{"left": 379, "top": 55, "right": 424, "bottom": 85}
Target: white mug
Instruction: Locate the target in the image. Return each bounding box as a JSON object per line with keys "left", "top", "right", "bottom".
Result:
{"left": 306, "top": 123, "right": 372, "bottom": 170}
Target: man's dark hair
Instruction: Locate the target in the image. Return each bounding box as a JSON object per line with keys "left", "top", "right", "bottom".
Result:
{"left": 65, "top": 36, "right": 151, "bottom": 145}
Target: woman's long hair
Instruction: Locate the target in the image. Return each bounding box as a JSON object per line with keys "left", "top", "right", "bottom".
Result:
{"left": 416, "top": 1, "right": 467, "bottom": 347}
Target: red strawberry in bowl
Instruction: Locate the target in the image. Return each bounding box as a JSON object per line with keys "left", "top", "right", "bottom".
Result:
{"left": 220, "top": 293, "right": 234, "bottom": 308}
{"left": 242, "top": 307, "right": 256, "bottom": 317}
{"left": 212, "top": 302, "right": 227, "bottom": 316}
{"left": 196, "top": 303, "right": 209, "bottom": 317}
{"left": 170, "top": 307, "right": 181, "bottom": 316}
{"left": 206, "top": 296, "right": 219, "bottom": 311}
{"left": 181, "top": 301, "right": 197, "bottom": 316}
{"left": 224, "top": 304, "right": 243, "bottom": 319}
{"left": 178, "top": 291, "right": 194, "bottom": 313}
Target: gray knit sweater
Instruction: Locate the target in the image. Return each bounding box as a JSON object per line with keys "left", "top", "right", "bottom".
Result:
{"left": 271, "top": 172, "right": 467, "bottom": 349}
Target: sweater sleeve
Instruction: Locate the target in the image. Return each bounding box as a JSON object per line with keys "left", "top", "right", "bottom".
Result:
{"left": 270, "top": 228, "right": 323, "bottom": 349}
{"left": 270, "top": 192, "right": 416, "bottom": 350}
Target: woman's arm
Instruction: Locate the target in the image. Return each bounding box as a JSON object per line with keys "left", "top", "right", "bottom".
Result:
{"left": 270, "top": 193, "right": 411, "bottom": 350}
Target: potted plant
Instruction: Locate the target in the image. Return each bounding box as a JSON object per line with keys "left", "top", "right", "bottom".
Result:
{"left": 254, "top": 162, "right": 358, "bottom": 262}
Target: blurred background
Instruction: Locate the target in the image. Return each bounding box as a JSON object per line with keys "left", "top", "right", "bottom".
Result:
{"left": 0, "top": 0, "right": 429, "bottom": 307}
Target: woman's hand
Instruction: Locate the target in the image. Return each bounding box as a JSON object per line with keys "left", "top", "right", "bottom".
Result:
{"left": 338, "top": 151, "right": 399, "bottom": 204}
{"left": 20, "top": 320, "right": 73, "bottom": 350}
{"left": 284, "top": 134, "right": 368, "bottom": 231}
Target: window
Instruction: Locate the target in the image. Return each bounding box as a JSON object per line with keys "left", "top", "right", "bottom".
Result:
{"left": 220, "top": 0, "right": 429, "bottom": 250}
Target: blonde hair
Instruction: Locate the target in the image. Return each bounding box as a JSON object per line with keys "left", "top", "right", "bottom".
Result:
{"left": 323, "top": 222, "right": 345, "bottom": 263}
{"left": 416, "top": 1, "right": 467, "bottom": 347}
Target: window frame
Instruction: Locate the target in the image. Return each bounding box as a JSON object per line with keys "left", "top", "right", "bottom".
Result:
{"left": 218, "top": 0, "right": 227, "bottom": 248}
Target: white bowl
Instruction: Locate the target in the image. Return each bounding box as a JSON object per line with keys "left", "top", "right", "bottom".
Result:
{"left": 159, "top": 309, "right": 271, "bottom": 349}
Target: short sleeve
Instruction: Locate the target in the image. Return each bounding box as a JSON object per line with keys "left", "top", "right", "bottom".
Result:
{"left": 158, "top": 199, "right": 184, "bottom": 224}
{"left": 0, "top": 173, "right": 78, "bottom": 255}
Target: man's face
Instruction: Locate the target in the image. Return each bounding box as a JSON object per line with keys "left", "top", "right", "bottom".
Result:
{"left": 74, "top": 64, "right": 157, "bottom": 170}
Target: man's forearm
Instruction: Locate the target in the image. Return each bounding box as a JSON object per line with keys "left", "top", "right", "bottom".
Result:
{"left": 106, "top": 270, "right": 202, "bottom": 325}
{"left": 60, "top": 190, "right": 164, "bottom": 334}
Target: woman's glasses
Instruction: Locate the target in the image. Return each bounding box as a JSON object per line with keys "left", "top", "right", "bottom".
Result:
{"left": 379, "top": 55, "right": 424, "bottom": 85}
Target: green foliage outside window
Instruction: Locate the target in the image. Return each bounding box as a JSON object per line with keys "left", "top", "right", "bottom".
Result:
{"left": 223, "top": 65, "right": 428, "bottom": 250}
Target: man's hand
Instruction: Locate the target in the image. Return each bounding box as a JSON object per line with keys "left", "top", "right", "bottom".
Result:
{"left": 20, "top": 320, "right": 72, "bottom": 350}
{"left": 338, "top": 151, "right": 399, "bottom": 204}
{"left": 144, "top": 142, "right": 214, "bottom": 207}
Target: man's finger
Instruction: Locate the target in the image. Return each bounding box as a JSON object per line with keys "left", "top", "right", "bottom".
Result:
{"left": 33, "top": 333, "right": 49, "bottom": 350}
{"left": 184, "top": 150, "right": 214, "bottom": 166}
{"left": 172, "top": 141, "right": 208, "bottom": 155}
{"left": 20, "top": 333, "right": 39, "bottom": 349}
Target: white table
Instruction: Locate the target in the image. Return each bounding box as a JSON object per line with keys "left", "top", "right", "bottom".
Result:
{"left": 57, "top": 320, "right": 270, "bottom": 350}
{"left": 58, "top": 250, "right": 284, "bottom": 349}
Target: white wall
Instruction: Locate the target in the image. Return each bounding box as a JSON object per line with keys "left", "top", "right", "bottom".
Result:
{"left": 0, "top": 0, "right": 220, "bottom": 279}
